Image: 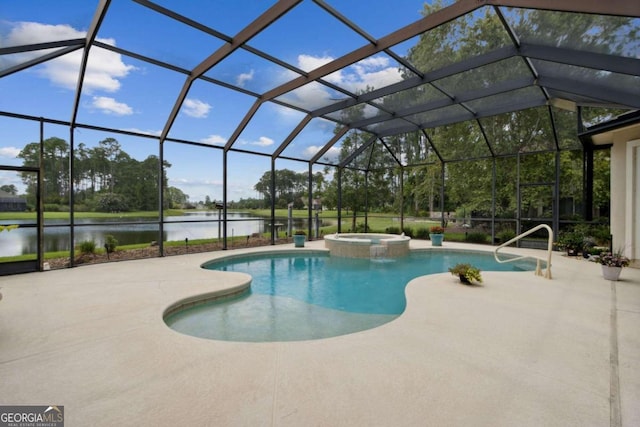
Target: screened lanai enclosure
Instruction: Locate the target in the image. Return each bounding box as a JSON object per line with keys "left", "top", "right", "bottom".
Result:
{"left": 1, "top": 0, "right": 639, "bottom": 273}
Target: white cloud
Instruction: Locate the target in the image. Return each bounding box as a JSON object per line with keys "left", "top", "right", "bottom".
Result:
{"left": 356, "top": 56, "right": 390, "bottom": 69}
{"left": 201, "top": 134, "right": 227, "bottom": 145}
{"left": 299, "top": 54, "right": 402, "bottom": 91}
{"left": 182, "top": 98, "right": 211, "bottom": 118}
{"left": 251, "top": 136, "right": 274, "bottom": 147}
{"left": 303, "top": 145, "right": 340, "bottom": 162}
{"left": 296, "top": 54, "right": 344, "bottom": 85}
{"left": 5, "top": 22, "right": 135, "bottom": 93}
{"left": 352, "top": 66, "right": 403, "bottom": 92}
{"left": 275, "top": 54, "right": 402, "bottom": 116}
{"left": 278, "top": 81, "right": 335, "bottom": 111}
{"left": 361, "top": 103, "right": 381, "bottom": 119}
{"left": 123, "top": 128, "right": 162, "bottom": 136}
{"left": 236, "top": 69, "right": 254, "bottom": 87}
{"left": 0, "top": 147, "right": 21, "bottom": 158}
{"left": 170, "top": 178, "right": 222, "bottom": 187}
{"left": 297, "top": 54, "right": 333, "bottom": 72}
{"left": 91, "top": 96, "right": 133, "bottom": 115}
{"left": 239, "top": 136, "right": 274, "bottom": 147}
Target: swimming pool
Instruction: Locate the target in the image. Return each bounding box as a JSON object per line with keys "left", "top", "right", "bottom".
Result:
{"left": 165, "top": 250, "right": 536, "bottom": 342}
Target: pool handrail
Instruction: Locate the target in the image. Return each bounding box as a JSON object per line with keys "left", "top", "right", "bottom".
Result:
{"left": 494, "top": 224, "right": 553, "bottom": 279}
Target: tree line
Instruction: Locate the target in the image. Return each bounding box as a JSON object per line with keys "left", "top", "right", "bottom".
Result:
{"left": 18, "top": 137, "right": 188, "bottom": 212}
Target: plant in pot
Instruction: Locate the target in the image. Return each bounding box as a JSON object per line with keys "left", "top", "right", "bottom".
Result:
{"left": 556, "top": 229, "right": 584, "bottom": 256}
{"left": 293, "top": 230, "right": 306, "bottom": 248}
{"left": 448, "top": 263, "right": 482, "bottom": 284}
{"left": 429, "top": 225, "right": 445, "bottom": 247}
{"left": 594, "top": 250, "right": 630, "bottom": 281}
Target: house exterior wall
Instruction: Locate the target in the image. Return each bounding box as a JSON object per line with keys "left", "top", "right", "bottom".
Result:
{"left": 609, "top": 128, "right": 640, "bottom": 267}
{"left": 0, "top": 199, "right": 27, "bottom": 212}
{"left": 625, "top": 139, "right": 640, "bottom": 267}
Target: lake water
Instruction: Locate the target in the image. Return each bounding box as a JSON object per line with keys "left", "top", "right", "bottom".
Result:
{"left": 0, "top": 212, "right": 320, "bottom": 257}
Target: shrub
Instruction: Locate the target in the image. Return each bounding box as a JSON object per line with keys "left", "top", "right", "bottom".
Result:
{"left": 96, "top": 193, "right": 129, "bottom": 213}
{"left": 497, "top": 229, "right": 516, "bottom": 244}
{"left": 589, "top": 225, "right": 611, "bottom": 246}
{"left": 588, "top": 246, "right": 606, "bottom": 256}
{"left": 44, "top": 203, "right": 68, "bottom": 212}
{"left": 385, "top": 226, "right": 401, "bottom": 235}
{"left": 78, "top": 240, "right": 96, "bottom": 255}
{"left": 415, "top": 227, "right": 430, "bottom": 239}
{"left": 104, "top": 234, "right": 118, "bottom": 253}
{"left": 465, "top": 231, "right": 488, "bottom": 244}
{"left": 402, "top": 227, "right": 414, "bottom": 238}
{"left": 354, "top": 222, "right": 370, "bottom": 233}
{"left": 556, "top": 229, "right": 584, "bottom": 253}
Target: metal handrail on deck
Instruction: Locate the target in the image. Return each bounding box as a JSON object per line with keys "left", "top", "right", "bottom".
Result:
{"left": 494, "top": 224, "right": 553, "bottom": 279}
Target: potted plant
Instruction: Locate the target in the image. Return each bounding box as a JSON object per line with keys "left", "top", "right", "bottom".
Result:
{"left": 293, "top": 230, "right": 306, "bottom": 248}
{"left": 448, "top": 263, "right": 482, "bottom": 284}
{"left": 556, "top": 229, "right": 584, "bottom": 256}
{"left": 594, "top": 251, "right": 630, "bottom": 281}
{"left": 429, "top": 225, "right": 445, "bottom": 247}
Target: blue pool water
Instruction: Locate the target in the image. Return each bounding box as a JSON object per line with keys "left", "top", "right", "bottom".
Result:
{"left": 165, "top": 250, "right": 536, "bottom": 342}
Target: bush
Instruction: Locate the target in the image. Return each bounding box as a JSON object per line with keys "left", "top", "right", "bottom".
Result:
{"left": 104, "top": 234, "right": 118, "bottom": 253}
{"left": 354, "top": 222, "right": 370, "bottom": 233}
{"left": 402, "top": 227, "right": 414, "bottom": 238}
{"left": 78, "top": 240, "right": 96, "bottom": 255}
{"left": 385, "top": 226, "right": 401, "bottom": 235}
{"left": 587, "top": 224, "right": 611, "bottom": 246}
{"left": 96, "top": 193, "right": 129, "bottom": 212}
{"left": 556, "top": 229, "right": 585, "bottom": 253}
{"left": 465, "top": 231, "right": 488, "bottom": 244}
{"left": 415, "top": 227, "right": 430, "bottom": 239}
{"left": 44, "top": 203, "right": 68, "bottom": 212}
{"left": 497, "top": 230, "right": 516, "bottom": 244}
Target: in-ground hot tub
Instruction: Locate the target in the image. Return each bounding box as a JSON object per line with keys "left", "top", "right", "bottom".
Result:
{"left": 324, "top": 233, "right": 410, "bottom": 258}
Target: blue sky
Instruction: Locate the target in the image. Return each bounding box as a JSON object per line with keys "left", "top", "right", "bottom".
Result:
{"left": 0, "top": 0, "right": 434, "bottom": 202}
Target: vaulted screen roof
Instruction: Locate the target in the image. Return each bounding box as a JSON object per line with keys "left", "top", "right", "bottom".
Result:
{"left": 1, "top": 0, "right": 639, "bottom": 167}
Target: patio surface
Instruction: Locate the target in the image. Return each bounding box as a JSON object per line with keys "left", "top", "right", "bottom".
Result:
{"left": 1, "top": 240, "right": 639, "bottom": 426}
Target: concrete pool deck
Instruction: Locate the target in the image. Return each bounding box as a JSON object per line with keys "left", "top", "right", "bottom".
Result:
{"left": 0, "top": 240, "right": 638, "bottom": 426}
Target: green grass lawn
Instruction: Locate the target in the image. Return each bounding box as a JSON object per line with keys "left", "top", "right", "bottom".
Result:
{"left": 242, "top": 209, "right": 441, "bottom": 234}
